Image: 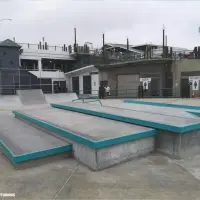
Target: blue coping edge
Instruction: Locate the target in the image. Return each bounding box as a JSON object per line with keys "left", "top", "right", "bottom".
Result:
{"left": 12, "top": 110, "right": 156, "bottom": 150}
{"left": 187, "top": 111, "right": 200, "bottom": 117}
{"left": 0, "top": 139, "right": 72, "bottom": 164}
{"left": 124, "top": 99, "right": 200, "bottom": 110}
{"left": 51, "top": 103, "right": 200, "bottom": 134}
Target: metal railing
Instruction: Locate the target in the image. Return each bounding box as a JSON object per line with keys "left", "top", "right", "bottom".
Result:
{"left": 70, "top": 88, "right": 175, "bottom": 98}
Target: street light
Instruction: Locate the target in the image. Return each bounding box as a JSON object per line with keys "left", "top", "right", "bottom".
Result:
{"left": 0, "top": 18, "right": 12, "bottom": 22}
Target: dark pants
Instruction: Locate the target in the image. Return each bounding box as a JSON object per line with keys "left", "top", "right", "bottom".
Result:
{"left": 99, "top": 91, "right": 105, "bottom": 99}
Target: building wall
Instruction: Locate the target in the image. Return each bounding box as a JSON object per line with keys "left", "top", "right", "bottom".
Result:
{"left": 20, "top": 49, "right": 74, "bottom": 61}
{"left": 171, "top": 59, "right": 200, "bottom": 97}
{"left": 0, "top": 47, "right": 20, "bottom": 69}
{"left": 99, "top": 64, "right": 165, "bottom": 92}
{"left": 68, "top": 71, "right": 99, "bottom": 95}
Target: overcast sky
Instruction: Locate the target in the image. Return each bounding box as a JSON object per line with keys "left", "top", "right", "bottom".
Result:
{"left": 0, "top": 0, "right": 199, "bottom": 49}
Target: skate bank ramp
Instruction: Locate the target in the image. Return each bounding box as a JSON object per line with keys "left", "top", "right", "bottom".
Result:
{"left": 17, "top": 89, "right": 47, "bottom": 105}
{"left": 45, "top": 93, "right": 78, "bottom": 104}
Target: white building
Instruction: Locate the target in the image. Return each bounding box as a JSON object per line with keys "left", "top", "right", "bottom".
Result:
{"left": 65, "top": 65, "right": 99, "bottom": 95}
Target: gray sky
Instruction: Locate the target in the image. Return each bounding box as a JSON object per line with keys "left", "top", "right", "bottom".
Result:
{"left": 0, "top": 0, "right": 199, "bottom": 49}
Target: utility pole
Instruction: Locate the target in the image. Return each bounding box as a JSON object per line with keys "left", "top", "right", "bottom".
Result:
{"left": 162, "top": 25, "right": 165, "bottom": 58}
{"left": 102, "top": 33, "right": 105, "bottom": 62}
{"left": 127, "top": 37, "right": 129, "bottom": 51}
{"left": 74, "top": 27, "right": 77, "bottom": 53}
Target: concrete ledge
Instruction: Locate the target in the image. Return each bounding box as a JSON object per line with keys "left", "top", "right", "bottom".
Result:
{"left": 12, "top": 111, "right": 156, "bottom": 150}
{"left": 51, "top": 103, "right": 200, "bottom": 133}
{"left": 74, "top": 137, "right": 155, "bottom": 171}
{"left": 156, "top": 130, "right": 200, "bottom": 159}
{"left": 0, "top": 139, "right": 72, "bottom": 164}
{"left": 124, "top": 99, "right": 200, "bottom": 110}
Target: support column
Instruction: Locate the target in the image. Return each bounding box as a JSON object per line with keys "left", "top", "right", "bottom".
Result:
{"left": 172, "top": 60, "right": 181, "bottom": 97}
{"left": 38, "top": 59, "right": 42, "bottom": 71}
{"left": 52, "top": 79, "right": 54, "bottom": 93}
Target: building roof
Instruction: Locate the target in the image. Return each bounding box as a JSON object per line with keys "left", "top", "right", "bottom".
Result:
{"left": 65, "top": 65, "right": 98, "bottom": 76}
{"left": 0, "top": 39, "right": 21, "bottom": 48}
{"left": 105, "top": 43, "right": 144, "bottom": 54}
{"left": 95, "top": 58, "right": 173, "bottom": 70}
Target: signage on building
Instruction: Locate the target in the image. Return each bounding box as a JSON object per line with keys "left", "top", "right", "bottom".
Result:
{"left": 140, "top": 78, "right": 151, "bottom": 90}
{"left": 140, "top": 78, "right": 151, "bottom": 82}
{"left": 189, "top": 76, "right": 200, "bottom": 81}
{"left": 189, "top": 76, "right": 200, "bottom": 88}
{"left": 143, "top": 80, "right": 148, "bottom": 90}
{"left": 192, "top": 80, "right": 199, "bottom": 90}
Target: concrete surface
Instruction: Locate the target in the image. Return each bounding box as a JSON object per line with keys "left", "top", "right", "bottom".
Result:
{"left": 15, "top": 107, "right": 154, "bottom": 141}
{"left": 1, "top": 153, "right": 200, "bottom": 199}
{"left": 17, "top": 89, "right": 47, "bottom": 105}
{"left": 45, "top": 93, "right": 77, "bottom": 104}
{"left": 0, "top": 92, "right": 77, "bottom": 110}
{"left": 0, "top": 114, "right": 69, "bottom": 155}
{"left": 102, "top": 99, "right": 200, "bottom": 119}
{"left": 54, "top": 102, "right": 200, "bottom": 129}
{"left": 132, "top": 98, "right": 200, "bottom": 106}
{"left": 74, "top": 137, "right": 154, "bottom": 171}
{"left": 156, "top": 130, "right": 200, "bottom": 159}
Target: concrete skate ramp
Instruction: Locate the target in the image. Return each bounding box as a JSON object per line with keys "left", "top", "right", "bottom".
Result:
{"left": 17, "top": 89, "right": 47, "bottom": 105}
{"left": 0, "top": 95, "right": 22, "bottom": 110}
{"left": 13, "top": 107, "right": 156, "bottom": 170}
{"left": 52, "top": 102, "right": 200, "bottom": 133}
{"left": 0, "top": 114, "right": 72, "bottom": 164}
{"left": 51, "top": 102, "right": 200, "bottom": 159}
{"left": 45, "top": 93, "right": 78, "bottom": 104}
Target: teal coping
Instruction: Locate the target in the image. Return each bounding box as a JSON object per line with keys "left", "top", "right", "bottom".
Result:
{"left": 51, "top": 103, "right": 200, "bottom": 133}
{"left": 187, "top": 111, "right": 200, "bottom": 117}
{"left": 124, "top": 99, "right": 200, "bottom": 110}
{"left": 0, "top": 139, "right": 72, "bottom": 164}
{"left": 12, "top": 110, "right": 156, "bottom": 150}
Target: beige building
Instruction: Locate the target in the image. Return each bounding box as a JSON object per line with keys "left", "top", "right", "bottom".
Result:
{"left": 95, "top": 58, "right": 200, "bottom": 98}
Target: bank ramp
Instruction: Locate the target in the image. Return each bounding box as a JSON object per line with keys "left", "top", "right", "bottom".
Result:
{"left": 13, "top": 106, "right": 156, "bottom": 171}
{"left": 17, "top": 89, "right": 47, "bottom": 105}
{"left": 0, "top": 114, "right": 72, "bottom": 167}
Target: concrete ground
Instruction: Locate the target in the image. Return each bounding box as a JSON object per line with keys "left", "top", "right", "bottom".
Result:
{"left": 1, "top": 152, "right": 200, "bottom": 200}
{"left": 2, "top": 98, "right": 200, "bottom": 199}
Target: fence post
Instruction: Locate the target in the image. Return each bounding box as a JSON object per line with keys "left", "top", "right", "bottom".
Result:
{"left": 18, "top": 68, "right": 21, "bottom": 90}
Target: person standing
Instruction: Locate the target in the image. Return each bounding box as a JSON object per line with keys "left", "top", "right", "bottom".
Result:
{"left": 105, "top": 84, "right": 110, "bottom": 96}
{"left": 99, "top": 84, "right": 105, "bottom": 99}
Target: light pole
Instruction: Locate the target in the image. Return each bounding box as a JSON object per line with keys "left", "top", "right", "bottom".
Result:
{"left": 0, "top": 18, "right": 12, "bottom": 22}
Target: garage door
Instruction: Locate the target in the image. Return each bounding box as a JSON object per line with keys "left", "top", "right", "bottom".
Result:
{"left": 117, "top": 74, "right": 140, "bottom": 97}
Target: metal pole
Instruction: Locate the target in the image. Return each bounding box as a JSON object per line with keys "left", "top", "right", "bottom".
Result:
{"left": 163, "top": 25, "right": 165, "bottom": 58}
{"left": 40, "top": 68, "right": 41, "bottom": 89}
{"left": 18, "top": 68, "right": 21, "bottom": 90}
{"left": 74, "top": 27, "right": 77, "bottom": 53}
{"left": 127, "top": 38, "right": 129, "bottom": 51}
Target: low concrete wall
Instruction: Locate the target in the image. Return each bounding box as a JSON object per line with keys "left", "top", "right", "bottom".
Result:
{"left": 74, "top": 136, "right": 155, "bottom": 171}
{"left": 156, "top": 130, "right": 200, "bottom": 159}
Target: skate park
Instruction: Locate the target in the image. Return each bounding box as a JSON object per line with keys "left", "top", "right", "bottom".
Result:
{"left": 1, "top": 89, "right": 200, "bottom": 199}
{"left": 0, "top": 88, "right": 200, "bottom": 171}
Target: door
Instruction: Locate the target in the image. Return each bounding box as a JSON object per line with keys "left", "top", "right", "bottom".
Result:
{"left": 181, "top": 78, "right": 190, "bottom": 98}
{"left": 83, "top": 75, "right": 91, "bottom": 94}
{"left": 117, "top": 74, "right": 140, "bottom": 97}
{"left": 72, "top": 77, "right": 79, "bottom": 94}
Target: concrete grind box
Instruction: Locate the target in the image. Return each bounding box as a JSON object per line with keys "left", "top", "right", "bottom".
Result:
{"left": 74, "top": 137, "right": 155, "bottom": 171}
{"left": 156, "top": 130, "right": 200, "bottom": 159}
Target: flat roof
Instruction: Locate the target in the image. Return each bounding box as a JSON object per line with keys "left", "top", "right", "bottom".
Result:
{"left": 95, "top": 58, "right": 173, "bottom": 70}
{"left": 65, "top": 65, "right": 98, "bottom": 76}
